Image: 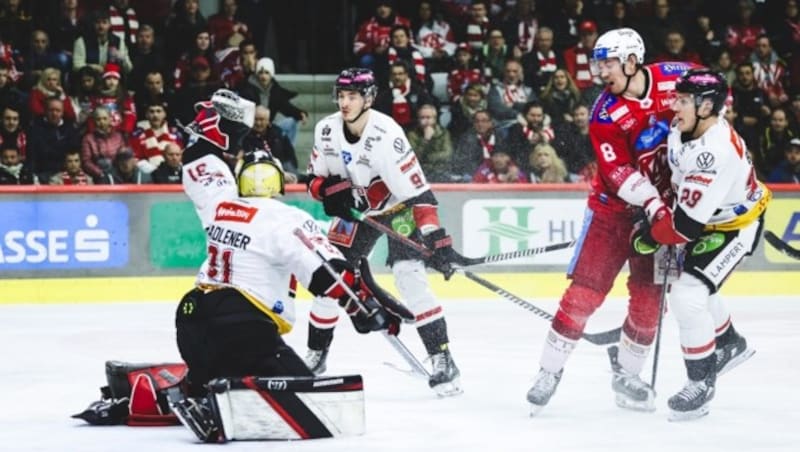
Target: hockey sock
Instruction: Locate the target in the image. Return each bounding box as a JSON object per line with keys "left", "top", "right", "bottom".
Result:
{"left": 307, "top": 323, "right": 334, "bottom": 351}
{"left": 417, "top": 318, "right": 450, "bottom": 356}
{"left": 539, "top": 329, "right": 577, "bottom": 373}
{"left": 617, "top": 331, "right": 651, "bottom": 375}
{"left": 685, "top": 354, "right": 717, "bottom": 381}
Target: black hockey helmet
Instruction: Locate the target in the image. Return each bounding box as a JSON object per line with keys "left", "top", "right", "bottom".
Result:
{"left": 675, "top": 69, "right": 728, "bottom": 116}
{"left": 332, "top": 67, "right": 378, "bottom": 103}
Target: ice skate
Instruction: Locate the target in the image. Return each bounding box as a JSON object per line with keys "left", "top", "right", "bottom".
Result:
{"left": 304, "top": 348, "right": 329, "bottom": 375}
{"left": 168, "top": 396, "right": 221, "bottom": 442}
{"left": 716, "top": 334, "right": 754, "bottom": 376}
{"left": 668, "top": 376, "right": 715, "bottom": 422}
{"left": 527, "top": 368, "right": 563, "bottom": 416}
{"left": 428, "top": 350, "right": 462, "bottom": 397}
{"left": 612, "top": 369, "right": 656, "bottom": 412}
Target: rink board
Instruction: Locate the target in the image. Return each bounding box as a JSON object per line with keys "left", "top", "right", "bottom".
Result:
{"left": 3, "top": 271, "right": 799, "bottom": 304}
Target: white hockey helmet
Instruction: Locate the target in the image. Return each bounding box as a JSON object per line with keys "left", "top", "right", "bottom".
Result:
{"left": 194, "top": 89, "right": 256, "bottom": 128}
{"left": 236, "top": 150, "right": 285, "bottom": 197}
{"left": 591, "top": 27, "right": 645, "bottom": 69}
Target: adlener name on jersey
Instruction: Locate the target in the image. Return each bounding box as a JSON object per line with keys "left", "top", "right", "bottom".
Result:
{"left": 206, "top": 225, "right": 252, "bottom": 250}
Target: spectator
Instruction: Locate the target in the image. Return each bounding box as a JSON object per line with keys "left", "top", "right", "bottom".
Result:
{"left": 237, "top": 57, "right": 308, "bottom": 146}
{"left": 22, "top": 30, "right": 69, "bottom": 91}
{"left": 81, "top": 106, "right": 128, "bottom": 182}
{"left": 70, "top": 65, "right": 100, "bottom": 129}
{"left": 549, "top": 0, "right": 587, "bottom": 52}
{"left": 505, "top": 101, "right": 553, "bottom": 170}
{"left": 686, "top": 11, "right": 724, "bottom": 64}
{"left": 790, "top": 93, "right": 800, "bottom": 131}
{"left": 108, "top": 0, "right": 139, "bottom": 50}
{"left": 0, "top": 105, "right": 26, "bottom": 160}
{"left": 150, "top": 142, "right": 182, "bottom": 184}
{"left": 750, "top": 34, "right": 790, "bottom": 108}
{"left": 564, "top": 20, "right": 602, "bottom": 98}
{"left": 767, "top": 138, "right": 800, "bottom": 183}
{"left": 726, "top": 0, "right": 766, "bottom": 64}
{"left": 480, "top": 28, "right": 512, "bottom": 83}
{"left": 164, "top": 0, "right": 207, "bottom": 62}
{"left": 407, "top": 104, "right": 454, "bottom": 182}
{"left": 551, "top": 103, "right": 595, "bottom": 179}
{"left": 774, "top": 0, "right": 800, "bottom": 95}
{"left": 472, "top": 148, "right": 527, "bottom": 183}
{"left": 652, "top": 29, "right": 703, "bottom": 65}
{"left": 243, "top": 105, "right": 300, "bottom": 180}
{"left": 27, "top": 97, "right": 80, "bottom": 181}
{"left": 487, "top": 58, "right": 535, "bottom": 129}
{"left": 732, "top": 61, "right": 771, "bottom": 151}
{"left": 412, "top": 0, "right": 456, "bottom": 73}
{"left": 0, "top": 61, "right": 25, "bottom": 116}
{"left": 521, "top": 26, "right": 562, "bottom": 94}
{"left": 48, "top": 149, "right": 93, "bottom": 185}
{"left": 374, "top": 60, "right": 436, "bottom": 130}
{"left": 500, "top": 0, "right": 540, "bottom": 59}
{"left": 711, "top": 49, "right": 737, "bottom": 86}
{"left": 447, "top": 43, "right": 484, "bottom": 102}
{"left": 130, "top": 102, "right": 182, "bottom": 174}
{"left": 641, "top": 0, "right": 683, "bottom": 57}
{"left": 207, "top": 0, "right": 251, "bottom": 50}
{"left": 756, "top": 107, "right": 797, "bottom": 178}
{"left": 599, "top": 0, "right": 635, "bottom": 32}
{"left": 724, "top": 100, "right": 745, "bottom": 133}
{"left": 87, "top": 63, "right": 136, "bottom": 136}
{"left": 73, "top": 10, "right": 132, "bottom": 75}
{"left": 128, "top": 24, "right": 167, "bottom": 95}
{"left": 218, "top": 38, "right": 257, "bottom": 89}
{"left": 384, "top": 25, "right": 428, "bottom": 88}
{"left": 0, "top": 145, "right": 35, "bottom": 185}
{"left": 449, "top": 82, "right": 487, "bottom": 139}
{"left": 527, "top": 143, "right": 573, "bottom": 183}
{"left": 43, "top": 0, "right": 85, "bottom": 58}
{"left": 173, "top": 30, "right": 216, "bottom": 91}
{"left": 29, "top": 67, "right": 76, "bottom": 122}
{"left": 0, "top": 0, "right": 32, "bottom": 54}
{"left": 102, "top": 148, "right": 151, "bottom": 184}
{"left": 539, "top": 68, "right": 581, "bottom": 126}
{"left": 0, "top": 37, "right": 22, "bottom": 84}
{"left": 172, "top": 55, "right": 222, "bottom": 126}
{"left": 462, "top": 0, "right": 491, "bottom": 52}
{"left": 353, "top": 0, "right": 411, "bottom": 69}
{"left": 452, "top": 109, "right": 505, "bottom": 180}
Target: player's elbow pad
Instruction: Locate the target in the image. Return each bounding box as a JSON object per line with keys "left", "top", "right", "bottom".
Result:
{"left": 616, "top": 170, "right": 660, "bottom": 207}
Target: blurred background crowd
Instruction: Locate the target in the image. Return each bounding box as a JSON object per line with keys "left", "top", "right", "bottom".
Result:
{"left": 0, "top": 0, "right": 798, "bottom": 187}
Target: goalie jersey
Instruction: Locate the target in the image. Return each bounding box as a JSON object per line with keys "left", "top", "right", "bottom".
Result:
{"left": 308, "top": 109, "right": 430, "bottom": 216}
{"left": 666, "top": 118, "right": 771, "bottom": 233}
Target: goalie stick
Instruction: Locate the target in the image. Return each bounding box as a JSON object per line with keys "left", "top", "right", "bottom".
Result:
{"left": 350, "top": 210, "right": 622, "bottom": 346}
{"left": 292, "top": 228, "right": 430, "bottom": 379}
{"left": 764, "top": 230, "right": 800, "bottom": 260}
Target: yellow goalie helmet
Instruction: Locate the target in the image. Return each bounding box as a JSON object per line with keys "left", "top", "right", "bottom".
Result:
{"left": 236, "top": 150, "right": 285, "bottom": 198}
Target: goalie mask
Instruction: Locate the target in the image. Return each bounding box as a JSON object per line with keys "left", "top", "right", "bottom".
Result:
{"left": 236, "top": 150, "right": 285, "bottom": 198}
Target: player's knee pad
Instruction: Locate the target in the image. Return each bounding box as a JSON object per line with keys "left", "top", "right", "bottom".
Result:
{"left": 668, "top": 273, "right": 711, "bottom": 326}
{"left": 391, "top": 260, "right": 441, "bottom": 326}
{"left": 309, "top": 296, "right": 340, "bottom": 330}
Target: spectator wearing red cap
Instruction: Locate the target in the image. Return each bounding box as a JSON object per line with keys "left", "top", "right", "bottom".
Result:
{"left": 563, "top": 20, "right": 602, "bottom": 99}
{"left": 28, "top": 67, "right": 77, "bottom": 123}
{"left": 447, "top": 43, "right": 484, "bottom": 103}
{"left": 73, "top": 9, "right": 132, "bottom": 75}
{"left": 86, "top": 62, "right": 136, "bottom": 136}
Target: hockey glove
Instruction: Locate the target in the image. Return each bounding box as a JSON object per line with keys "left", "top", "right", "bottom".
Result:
{"left": 316, "top": 176, "right": 357, "bottom": 221}
{"left": 422, "top": 228, "right": 458, "bottom": 280}
{"left": 630, "top": 217, "right": 659, "bottom": 255}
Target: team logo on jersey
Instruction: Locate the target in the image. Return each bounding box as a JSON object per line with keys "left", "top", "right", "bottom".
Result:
{"left": 357, "top": 155, "right": 371, "bottom": 167}
{"left": 364, "top": 135, "right": 380, "bottom": 152}
{"left": 634, "top": 119, "right": 669, "bottom": 151}
{"left": 272, "top": 300, "right": 284, "bottom": 314}
{"left": 342, "top": 150, "right": 352, "bottom": 164}
{"left": 592, "top": 93, "right": 616, "bottom": 124}
{"left": 696, "top": 152, "right": 715, "bottom": 169}
{"left": 692, "top": 233, "right": 726, "bottom": 256}
{"left": 393, "top": 137, "right": 405, "bottom": 153}
{"left": 685, "top": 173, "right": 713, "bottom": 186}
{"left": 322, "top": 125, "right": 331, "bottom": 136}
{"left": 215, "top": 202, "right": 258, "bottom": 223}
{"left": 659, "top": 62, "right": 691, "bottom": 75}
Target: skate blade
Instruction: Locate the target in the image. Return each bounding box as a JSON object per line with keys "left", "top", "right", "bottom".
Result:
{"left": 615, "top": 394, "right": 656, "bottom": 412}
{"left": 433, "top": 378, "right": 463, "bottom": 398}
{"left": 668, "top": 404, "right": 710, "bottom": 422}
{"left": 718, "top": 349, "right": 755, "bottom": 376}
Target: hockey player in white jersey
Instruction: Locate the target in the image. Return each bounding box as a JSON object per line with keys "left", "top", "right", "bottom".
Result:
{"left": 630, "top": 69, "right": 771, "bottom": 420}
{"left": 304, "top": 67, "right": 462, "bottom": 396}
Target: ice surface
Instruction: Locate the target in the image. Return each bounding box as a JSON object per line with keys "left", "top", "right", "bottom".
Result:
{"left": 2, "top": 296, "right": 798, "bottom": 452}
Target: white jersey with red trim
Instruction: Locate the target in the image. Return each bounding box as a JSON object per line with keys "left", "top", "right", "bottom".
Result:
{"left": 182, "top": 153, "right": 239, "bottom": 228}
{"left": 196, "top": 197, "right": 346, "bottom": 334}
{"left": 667, "top": 118, "right": 770, "bottom": 230}
{"left": 308, "top": 109, "right": 430, "bottom": 216}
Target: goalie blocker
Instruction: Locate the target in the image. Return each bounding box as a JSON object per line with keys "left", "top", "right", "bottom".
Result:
{"left": 168, "top": 374, "right": 365, "bottom": 443}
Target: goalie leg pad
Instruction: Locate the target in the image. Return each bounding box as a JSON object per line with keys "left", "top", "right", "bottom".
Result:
{"left": 207, "top": 375, "right": 365, "bottom": 441}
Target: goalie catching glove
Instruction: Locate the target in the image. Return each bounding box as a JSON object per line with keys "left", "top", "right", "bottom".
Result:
{"left": 308, "top": 257, "right": 414, "bottom": 335}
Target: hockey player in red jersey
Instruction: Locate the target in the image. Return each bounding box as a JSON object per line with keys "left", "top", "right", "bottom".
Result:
{"left": 527, "top": 28, "right": 701, "bottom": 414}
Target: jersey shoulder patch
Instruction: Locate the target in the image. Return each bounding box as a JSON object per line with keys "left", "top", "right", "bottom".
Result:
{"left": 652, "top": 61, "right": 693, "bottom": 76}
{"left": 591, "top": 91, "right": 619, "bottom": 125}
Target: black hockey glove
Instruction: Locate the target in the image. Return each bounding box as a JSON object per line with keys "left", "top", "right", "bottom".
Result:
{"left": 630, "top": 215, "right": 659, "bottom": 256}
{"left": 422, "top": 228, "right": 458, "bottom": 280}
{"left": 319, "top": 176, "right": 357, "bottom": 221}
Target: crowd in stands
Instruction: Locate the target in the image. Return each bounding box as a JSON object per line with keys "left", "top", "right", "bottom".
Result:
{"left": 0, "top": 0, "right": 799, "bottom": 186}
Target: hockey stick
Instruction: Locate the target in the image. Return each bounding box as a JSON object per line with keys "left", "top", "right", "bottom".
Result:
{"left": 350, "top": 210, "right": 622, "bottom": 346}
{"left": 650, "top": 246, "right": 673, "bottom": 388}
{"left": 292, "top": 228, "right": 430, "bottom": 379}
{"left": 348, "top": 209, "right": 575, "bottom": 267}
{"left": 764, "top": 230, "right": 800, "bottom": 260}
